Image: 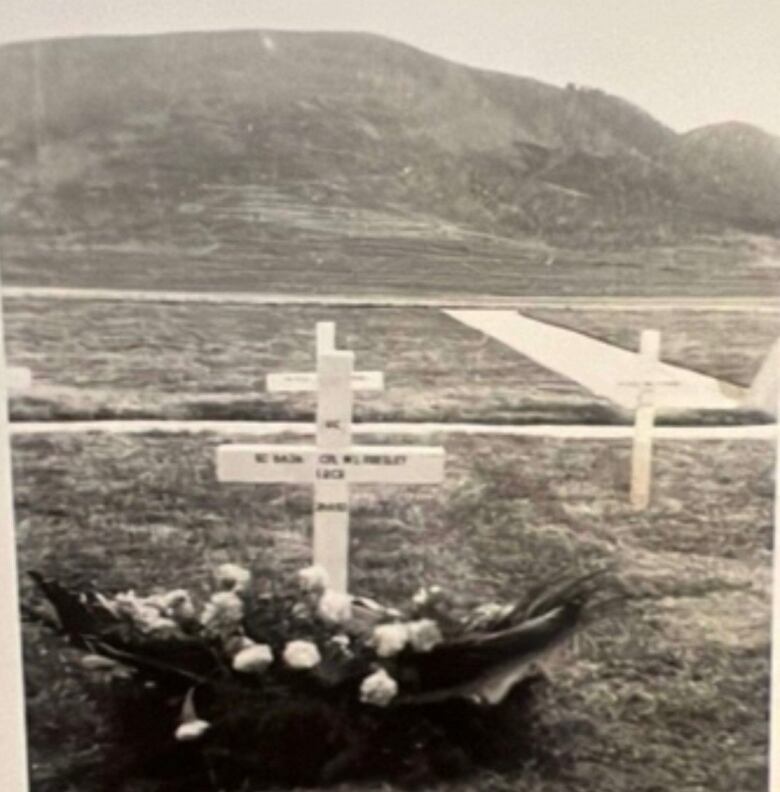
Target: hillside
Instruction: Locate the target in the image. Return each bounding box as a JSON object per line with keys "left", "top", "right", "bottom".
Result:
{"left": 672, "top": 122, "right": 780, "bottom": 231}
{"left": 0, "top": 29, "right": 779, "bottom": 294}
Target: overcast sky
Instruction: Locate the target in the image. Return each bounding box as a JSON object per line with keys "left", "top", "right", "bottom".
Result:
{"left": 2, "top": 0, "right": 779, "bottom": 136}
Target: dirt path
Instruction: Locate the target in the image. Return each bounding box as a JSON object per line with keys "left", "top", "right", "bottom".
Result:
{"left": 3, "top": 286, "right": 778, "bottom": 312}
{"left": 8, "top": 419, "right": 775, "bottom": 439}
{"left": 446, "top": 310, "right": 747, "bottom": 410}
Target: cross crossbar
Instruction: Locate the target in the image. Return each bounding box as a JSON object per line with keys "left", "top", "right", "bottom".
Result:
{"left": 267, "top": 370, "right": 384, "bottom": 392}
{"left": 216, "top": 322, "right": 445, "bottom": 592}
{"left": 217, "top": 444, "right": 445, "bottom": 484}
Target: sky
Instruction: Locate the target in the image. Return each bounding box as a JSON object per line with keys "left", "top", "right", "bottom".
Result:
{"left": 1, "top": 0, "right": 779, "bottom": 136}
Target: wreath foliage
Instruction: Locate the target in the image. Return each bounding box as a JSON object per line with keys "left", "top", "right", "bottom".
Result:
{"left": 30, "top": 563, "right": 617, "bottom": 788}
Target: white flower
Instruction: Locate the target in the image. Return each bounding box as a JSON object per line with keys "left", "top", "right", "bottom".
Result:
{"left": 232, "top": 643, "right": 274, "bottom": 674}
{"left": 142, "top": 594, "right": 168, "bottom": 612}
{"left": 161, "top": 589, "right": 196, "bottom": 621}
{"left": 297, "top": 565, "right": 330, "bottom": 593}
{"left": 282, "top": 640, "right": 322, "bottom": 669}
{"left": 175, "top": 719, "right": 211, "bottom": 741}
{"left": 330, "top": 634, "right": 351, "bottom": 650}
{"left": 215, "top": 563, "right": 251, "bottom": 593}
{"left": 114, "top": 591, "right": 157, "bottom": 621}
{"left": 360, "top": 668, "right": 399, "bottom": 707}
{"left": 411, "top": 585, "right": 444, "bottom": 608}
{"left": 412, "top": 588, "right": 429, "bottom": 607}
{"left": 201, "top": 591, "right": 244, "bottom": 630}
{"left": 372, "top": 623, "right": 409, "bottom": 657}
{"left": 317, "top": 589, "right": 353, "bottom": 625}
{"left": 113, "top": 592, "right": 174, "bottom": 633}
{"left": 406, "top": 619, "right": 443, "bottom": 652}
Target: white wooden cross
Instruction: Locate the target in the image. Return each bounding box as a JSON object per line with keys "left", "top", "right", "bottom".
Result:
{"left": 266, "top": 322, "right": 384, "bottom": 393}
{"left": 617, "top": 330, "right": 680, "bottom": 510}
{"left": 7, "top": 367, "right": 32, "bottom": 392}
{"left": 0, "top": 290, "right": 31, "bottom": 790}
{"left": 216, "top": 322, "right": 445, "bottom": 593}
{"left": 772, "top": 361, "right": 780, "bottom": 792}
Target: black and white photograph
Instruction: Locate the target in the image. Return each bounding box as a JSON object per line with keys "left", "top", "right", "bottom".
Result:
{"left": 1, "top": 2, "right": 778, "bottom": 791}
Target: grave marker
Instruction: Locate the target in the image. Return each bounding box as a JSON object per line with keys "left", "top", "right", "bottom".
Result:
{"left": 0, "top": 292, "right": 30, "bottom": 790}
{"left": 771, "top": 365, "right": 780, "bottom": 792}
{"left": 317, "top": 321, "right": 336, "bottom": 354}
{"left": 217, "top": 322, "right": 445, "bottom": 592}
{"left": 268, "top": 321, "right": 383, "bottom": 393}
{"left": 617, "top": 330, "right": 679, "bottom": 510}
{"left": 7, "top": 367, "right": 32, "bottom": 391}
{"left": 745, "top": 337, "right": 780, "bottom": 416}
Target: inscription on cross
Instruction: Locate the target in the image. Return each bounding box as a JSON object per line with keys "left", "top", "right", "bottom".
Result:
{"left": 216, "top": 322, "right": 445, "bottom": 592}
{"left": 616, "top": 329, "right": 680, "bottom": 510}
{"left": 266, "top": 322, "right": 383, "bottom": 394}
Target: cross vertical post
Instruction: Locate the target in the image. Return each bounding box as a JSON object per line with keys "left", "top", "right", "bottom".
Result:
{"left": 216, "top": 322, "right": 445, "bottom": 594}
{"left": 313, "top": 346, "right": 353, "bottom": 592}
{"left": 8, "top": 367, "right": 32, "bottom": 391}
{"left": 0, "top": 289, "right": 30, "bottom": 791}
{"left": 770, "top": 362, "right": 780, "bottom": 792}
{"left": 317, "top": 321, "right": 336, "bottom": 355}
{"left": 630, "top": 329, "right": 661, "bottom": 510}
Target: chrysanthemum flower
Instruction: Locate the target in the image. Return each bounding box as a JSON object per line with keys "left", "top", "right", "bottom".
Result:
{"left": 372, "top": 623, "right": 409, "bottom": 657}
{"left": 215, "top": 563, "right": 251, "bottom": 594}
{"left": 317, "top": 589, "right": 353, "bottom": 625}
{"left": 113, "top": 592, "right": 177, "bottom": 633}
{"left": 201, "top": 591, "right": 244, "bottom": 632}
{"left": 406, "top": 619, "right": 443, "bottom": 652}
{"left": 114, "top": 591, "right": 159, "bottom": 624}
{"left": 360, "top": 668, "right": 399, "bottom": 707}
{"left": 282, "top": 640, "right": 322, "bottom": 669}
{"left": 160, "top": 589, "right": 196, "bottom": 621}
{"left": 411, "top": 585, "right": 444, "bottom": 608}
{"left": 297, "top": 565, "right": 330, "bottom": 593}
{"left": 232, "top": 643, "right": 274, "bottom": 674}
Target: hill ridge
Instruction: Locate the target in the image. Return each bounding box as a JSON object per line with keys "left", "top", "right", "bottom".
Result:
{"left": 0, "top": 28, "right": 778, "bottom": 294}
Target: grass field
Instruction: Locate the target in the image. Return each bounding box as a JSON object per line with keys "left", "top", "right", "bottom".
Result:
{"left": 3, "top": 231, "right": 780, "bottom": 298}
{"left": 14, "top": 430, "right": 773, "bottom": 792}
{"left": 524, "top": 308, "right": 780, "bottom": 387}
{"left": 4, "top": 300, "right": 778, "bottom": 424}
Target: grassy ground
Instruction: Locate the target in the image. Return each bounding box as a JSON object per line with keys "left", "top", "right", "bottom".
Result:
{"left": 2, "top": 300, "right": 618, "bottom": 424}
{"left": 14, "top": 430, "right": 773, "bottom": 792}
{"left": 5, "top": 301, "right": 778, "bottom": 423}
{"left": 524, "top": 308, "right": 780, "bottom": 387}
{"left": 3, "top": 232, "right": 780, "bottom": 298}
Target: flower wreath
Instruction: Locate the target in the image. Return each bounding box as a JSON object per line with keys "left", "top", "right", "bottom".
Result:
{"left": 30, "top": 562, "right": 616, "bottom": 788}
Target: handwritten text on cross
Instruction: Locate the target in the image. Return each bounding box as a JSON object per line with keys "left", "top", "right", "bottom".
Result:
{"left": 216, "top": 322, "right": 445, "bottom": 592}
